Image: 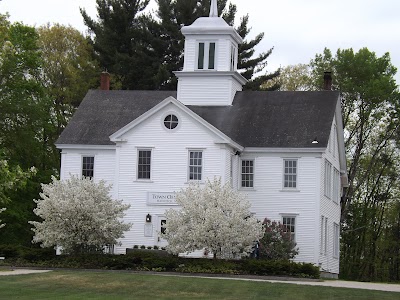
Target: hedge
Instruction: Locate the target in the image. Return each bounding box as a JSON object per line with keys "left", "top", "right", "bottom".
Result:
{"left": 0, "top": 245, "right": 319, "bottom": 279}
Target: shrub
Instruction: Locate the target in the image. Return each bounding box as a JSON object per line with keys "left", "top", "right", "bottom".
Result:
{"left": 259, "top": 218, "right": 298, "bottom": 260}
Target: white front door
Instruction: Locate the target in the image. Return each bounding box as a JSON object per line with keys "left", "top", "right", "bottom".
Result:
{"left": 156, "top": 216, "right": 168, "bottom": 248}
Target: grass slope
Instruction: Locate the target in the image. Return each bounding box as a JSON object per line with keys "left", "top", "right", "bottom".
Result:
{"left": 0, "top": 271, "right": 398, "bottom": 300}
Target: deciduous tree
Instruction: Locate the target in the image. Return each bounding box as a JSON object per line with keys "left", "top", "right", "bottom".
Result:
{"left": 310, "top": 47, "right": 400, "bottom": 281}
{"left": 30, "top": 176, "right": 131, "bottom": 254}
{"left": 37, "top": 24, "right": 100, "bottom": 135}
{"left": 163, "top": 178, "right": 263, "bottom": 259}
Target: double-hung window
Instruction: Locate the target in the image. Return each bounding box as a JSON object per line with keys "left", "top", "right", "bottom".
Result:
{"left": 197, "top": 42, "right": 216, "bottom": 70}
{"left": 82, "top": 156, "right": 94, "bottom": 179}
{"left": 137, "top": 150, "right": 151, "bottom": 180}
{"left": 283, "top": 159, "right": 297, "bottom": 189}
{"left": 320, "top": 216, "right": 329, "bottom": 255}
{"left": 324, "top": 160, "right": 332, "bottom": 198}
{"left": 333, "top": 168, "right": 340, "bottom": 204}
{"left": 282, "top": 216, "right": 296, "bottom": 242}
{"left": 188, "top": 150, "right": 202, "bottom": 181}
{"left": 333, "top": 223, "right": 340, "bottom": 258}
{"left": 241, "top": 160, "right": 254, "bottom": 188}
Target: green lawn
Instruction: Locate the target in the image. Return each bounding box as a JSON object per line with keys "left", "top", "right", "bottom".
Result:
{"left": 0, "top": 270, "right": 398, "bottom": 300}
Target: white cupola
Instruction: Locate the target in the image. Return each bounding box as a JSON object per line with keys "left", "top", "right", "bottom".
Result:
{"left": 174, "top": 0, "right": 247, "bottom": 106}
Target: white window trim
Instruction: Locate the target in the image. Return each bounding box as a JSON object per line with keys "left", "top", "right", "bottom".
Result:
{"left": 196, "top": 40, "right": 218, "bottom": 71}
{"left": 281, "top": 215, "right": 296, "bottom": 243}
{"left": 282, "top": 158, "right": 298, "bottom": 190}
{"left": 230, "top": 44, "right": 238, "bottom": 71}
{"left": 240, "top": 158, "right": 255, "bottom": 189}
{"left": 187, "top": 149, "right": 204, "bottom": 182}
{"left": 320, "top": 216, "right": 324, "bottom": 255}
{"left": 81, "top": 155, "right": 95, "bottom": 179}
{"left": 333, "top": 222, "right": 340, "bottom": 259}
{"left": 333, "top": 168, "right": 340, "bottom": 204}
{"left": 161, "top": 111, "right": 181, "bottom": 132}
{"left": 136, "top": 148, "right": 153, "bottom": 181}
{"left": 324, "top": 160, "right": 332, "bottom": 199}
{"left": 324, "top": 217, "right": 328, "bottom": 255}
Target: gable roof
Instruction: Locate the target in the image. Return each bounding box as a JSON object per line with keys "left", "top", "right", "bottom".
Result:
{"left": 56, "top": 90, "right": 339, "bottom": 149}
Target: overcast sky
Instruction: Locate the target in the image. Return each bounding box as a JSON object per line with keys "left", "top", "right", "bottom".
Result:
{"left": 1, "top": 0, "right": 399, "bottom": 84}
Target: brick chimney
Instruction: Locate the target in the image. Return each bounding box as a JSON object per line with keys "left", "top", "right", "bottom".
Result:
{"left": 323, "top": 71, "right": 332, "bottom": 90}
{"left": 100, "top": 71, "right": 110, "bottom": 90}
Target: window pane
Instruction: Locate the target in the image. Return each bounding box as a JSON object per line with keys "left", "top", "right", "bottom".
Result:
{"left": 283, "top": 217, "right": 296, "bottom": 242}
{"left": 241, "top": 160, "right": 254, "bottom": 188}
{"left": 138, "top": 150, "right": 151, "bottom": 179}
{"left": 82, "top": 156, "right": 94, "bottom": 178}
{"left": 208, "top": 42, "right": 215, "bottom": 69}
{"left": 198, "top": 43, "right": 204, "bottom": 69}
{"left": 284, "top": 159, "right": 297, "bottom": 188}
{"left": 189, "top": 151, "right": 202, "bottom": 181}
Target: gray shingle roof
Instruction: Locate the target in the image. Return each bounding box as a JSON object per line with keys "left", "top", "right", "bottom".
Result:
{"left": 56, "top": 89, "right": 339, "bottom": 148}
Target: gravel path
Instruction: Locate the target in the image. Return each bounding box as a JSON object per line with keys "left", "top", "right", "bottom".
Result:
{"left": 0, "top": 269, "right": 52, "bottom": 276}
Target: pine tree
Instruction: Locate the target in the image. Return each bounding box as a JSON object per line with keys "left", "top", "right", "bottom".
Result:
{"left": 156, "top": 0, "right": 280, "bottom": 90}
{"left": 82, "top": 0, "right": 279, "bottom": 90}
{"left": 81, "top": 0, "right": 163, "bottom": 90}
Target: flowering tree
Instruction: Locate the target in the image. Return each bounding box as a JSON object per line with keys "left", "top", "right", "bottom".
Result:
{"left": 30, "top": 176, "right": 131, "bottom": 254}
{"left": 0, "top": 207, "right": 5, "bottom": 229}
{"left": 259, "top": 218, "right": 298, "bottom": 260}
{"left": 163, "top": 178, "right": 263, "bottom": 259}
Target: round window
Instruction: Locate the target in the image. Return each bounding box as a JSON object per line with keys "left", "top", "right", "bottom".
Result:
{"left": 164, "top": 114, "right": 179, "bottom": 129}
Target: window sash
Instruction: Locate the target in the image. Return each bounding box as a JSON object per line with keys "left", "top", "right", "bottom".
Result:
{"left": 333, "top": 223, "right": 340, "bottom": 258}
{"left": 320, "top": 216, "right": 324, "bottom": 254}
{"left": 197, "top": 42, "right": 216, "bottom": 70}
{"left": 283, "top": 159, "right": 297, "bottom": 188}
{"left": 241, "top": 160, "right": 254, "bottom": 188}
{"left": 282, "top": 216, "right": 296, "bottom": 242}
{"left": 333, "top": 168, "right": 340, "bottom": 203}
{"left": 324, "top": 217, "right": 328, "bottom": 254}
{"left": 189, "top": 151, "right": 202, "bottom": 181}
{"left": 324, "top": 160, "right": 332, "bottom": 198}
{"left": 208, "top": 42, "right": 215, "bottom": 69}
{"left": 82, "top": 156, "right": 94, "bottom": 178}
{"left": 138, "top": 150, "right": 151, "bottom": 179}
{"left": 197, "top": 43, "right": 205, "bottom": 69}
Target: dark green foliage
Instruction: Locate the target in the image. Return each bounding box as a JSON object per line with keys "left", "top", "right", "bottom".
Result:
{"left": 1, "top": 248, "right": 319, "bottom": 278}
{"left": 259, "top": 218, "right": 298, "bottom": 260}
{"left": 155, "top": 0, "right": 279, "bottom": 90}
{"left": 0, "top": 244, "right": 55, "bottom": 261}
{"left": 82, "top": 0, "right": 279, "bottom": 90}
{"left": 81, "top": 0, "right": 161, "bottom": 90}
{"left": 0, "top": 16, "right": 58, "bottom": 246}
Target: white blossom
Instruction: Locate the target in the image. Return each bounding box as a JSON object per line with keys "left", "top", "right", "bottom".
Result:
{"left": 0, "top": 207, "right": 6, "bottom": 229}
{"left": 29, "top": 176, "right": 131, "bottom": 254}
{"left": 163, "top": 177, "right": 263, "bottom": 259}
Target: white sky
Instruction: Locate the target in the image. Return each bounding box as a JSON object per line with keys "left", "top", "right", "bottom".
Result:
{"left": 1, "top": 0, "right": 399, "bottom": 84}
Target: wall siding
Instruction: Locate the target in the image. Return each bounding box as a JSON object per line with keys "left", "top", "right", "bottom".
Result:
{"left": 319, "top": 115, "right": 341, "bottom": 274}
{"left": 238, "top": 153, "right": 320, "bottom": 265}
{"left": 178, "top": 77, "right": 232, "bottom": 105}
{"left": 114, "top": 103, "right": 226, "bottom": 253}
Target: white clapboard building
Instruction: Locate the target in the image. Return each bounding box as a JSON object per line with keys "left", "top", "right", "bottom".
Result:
{"left": 56, "top": 0, "right": 347, "bottom": 277}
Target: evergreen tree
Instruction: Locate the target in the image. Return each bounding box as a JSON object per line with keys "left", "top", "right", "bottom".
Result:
{"left": 156, "top": 0, "right": 279, "bottom": 90}
{"left": 82, "top": 0, "right": 279, "bottom": 90}
{"left": 81, "top": 0, "right": 163, "bottom": 90}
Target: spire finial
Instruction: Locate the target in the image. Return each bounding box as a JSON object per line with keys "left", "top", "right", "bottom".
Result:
{"left": 209, "top": 0, "right": 218, "bottom": 17}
